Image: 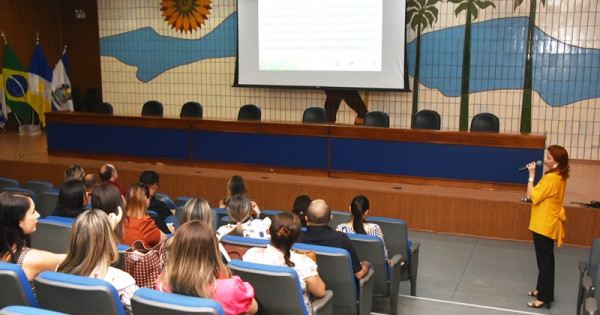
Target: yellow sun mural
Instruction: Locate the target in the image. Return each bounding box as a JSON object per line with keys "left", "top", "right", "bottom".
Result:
{"left": 160, "top": 0, "right": 212, "bottom": 33}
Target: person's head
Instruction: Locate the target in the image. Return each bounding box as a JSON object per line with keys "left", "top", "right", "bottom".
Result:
{"left": 269, "top": 212, "right": 302, "bottom": 267}
{"left": 350, "top": 195, "right": 370, "bottom": 235}
{"left": 178, "top": 198, "right": 212, "bottom": 226}
{"left": 57, "top": 209, "right": 118, "bottom": 278}
{"left": 56, "top": 179, "right": 87, "bottom": 218}
{"left": 99, "top": 163, "right": 117, "bottom": 181}
{"left": 292, "top": 194, "right": 311, "bottom": 227}
{"left": 226, "top": 195, "right": 252, "bottom": 236}
{"left": 163, "top": 220, "right": 231, "bottom": 298}
{"left": 126, "top": 183, "right": 150, "bottom": 219}
{"left": 0, "top": 191, "right": 38, "bottom": 262}
{"left": 306, "top": 199, "right": 331, "bottom": 226}
{"left": 92, "top": 183, "right": 126, "bottom": 239}
{"left": 139, "top": 170, "right": 160, "bottom": 196}
{"left": 546, "top": 145, "right": 570, "bottom": 179}
{"left": 83, "top": 174, "right": 101, "bottom": 194}
{"left": 64, "top": 164, "right": 85, "bottom": 181}
{"left": 226, "top": 175, "right": 247, "bottom": 199}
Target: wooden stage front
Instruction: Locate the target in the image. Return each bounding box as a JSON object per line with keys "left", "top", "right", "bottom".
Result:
{"left": 1, "top": 131, "right": 598, "bottom": 247}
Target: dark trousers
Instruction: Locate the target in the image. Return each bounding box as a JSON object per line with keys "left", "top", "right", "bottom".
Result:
{"left": 323, "top": 89, "right": 368, "bottom": 122}
{"left": 533, "top": 232, "right": 555, "bottom": 303}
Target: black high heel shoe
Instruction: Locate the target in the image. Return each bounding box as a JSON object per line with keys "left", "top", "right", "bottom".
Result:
{"left": 527, "top": 300, "right": 550, "bottom": 309}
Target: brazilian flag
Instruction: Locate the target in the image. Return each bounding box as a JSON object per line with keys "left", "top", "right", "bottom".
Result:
{"left": 2, "top": 44, "right": 33, "bottom": 124}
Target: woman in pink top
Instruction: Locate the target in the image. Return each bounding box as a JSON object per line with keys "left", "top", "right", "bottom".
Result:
{"left": 156, "top": 221, "right": 258, "bottom": 315}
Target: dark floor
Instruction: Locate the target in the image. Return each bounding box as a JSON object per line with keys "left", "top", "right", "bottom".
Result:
{"left": 371, "top": 230, "right": 589, "bottom": 315}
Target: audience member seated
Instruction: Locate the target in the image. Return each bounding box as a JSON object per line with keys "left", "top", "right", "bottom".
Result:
{"left": 57, "top": 209, "right": 137, "bottom": 314}
{"left": 156, "top": 221, "right": 258, "bottom": 315}
{"left": 244, "top": 212, "right": 326, "bottom": 313}
{"left": 92, "top": 183, "right": 126, "bottom": 242}
{"left": 99, "top": 163, "right": 127, "bottom": 196}
{"left": 83, "top": 173, "right": 101, "bottom": 206}
{"left": 50, "top": 179, "right": 87, "bottom": 218}
{"left": 219, "top": 175, "right": 261, "bottom": 218}
{"left": 139, "top": 170, "right": 176, "bottom": 233}
{"left": 336, "top": 195, "right": 389, "bottom": 263}
{"left": 292, "top": 194, "right": 311, "bottom": 227}
{"left": 300, "top": 199, "right": 371, "bottom": 279}
{"left": 64, "top": 164, "right": 85, "bottom": 182}
{"left": 177, "top": 197, "right": 212, "bottom": 226}
{"left": 0, "top": 191, "right": 66, "bottom": 294}
{"left": 123, "top": 183, "right": 169, "bottom": 247}
{"left": 216, "top": 195, "right": 271, "bottom": 241}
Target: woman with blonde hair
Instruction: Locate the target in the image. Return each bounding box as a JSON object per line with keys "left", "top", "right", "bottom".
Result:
{"left": 215, "top": 195, "right": 270, "bottom": 240}
{"left": 156, "top": 221, "right": 258, "bottom": 315}
{"left": 57, "top": 209, "right": 137, "bottom": 314}
{"left": 178, "top": 197, "right": 212, "bottom": 226}
{"left": 123, "top": 183, "right": 168, "bottom": 247}
{"left": 0, "top": 191, "right": 66, "bottom": 294}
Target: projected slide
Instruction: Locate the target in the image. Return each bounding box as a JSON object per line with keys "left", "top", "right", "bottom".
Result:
{"left": 258, "top": 0, "right": 382, "bottom": 71}
{"left": 236, "top": 0, "right": 407, "bottom": 90}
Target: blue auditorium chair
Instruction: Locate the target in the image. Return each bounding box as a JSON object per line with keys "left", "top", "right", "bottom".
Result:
{"left": 327, "top": 210, "right": 351, "bottom": 230}
{"left": 259, "top": 209, "right": 282, "bottom": 221}
{"left": 37, "top": 191, "right": 59, "bottom": 218}
{"left": 0, "top": 305, "right": 68, "bottom": 315}
{"left": 367, "top": 216, "right": 420, "bottom": 296}
{"left": 578, "top": 238, "right": 600, "bottom": 315}
{"left": 0, "top": 262, "right": 39, "bottom": 308}
{"left": 132, "top": 287, "right": 224, "bottom": 315}
{"left": 30, "top": 218, "right": 72, "bottom": 254}
{"left": 0, "top": 177, "right": 20, "bottom": 192}
{"left": 348, "top": 234, "right": 403, "bottom": 315}
{"left": 292, "top": 243, "right": 374, "bottom": 315}
{"left": 229, "top": 260, "right": 333, "bottom": 315}
{"left": 34, "top": 271, "right": 125, "bottom": 315}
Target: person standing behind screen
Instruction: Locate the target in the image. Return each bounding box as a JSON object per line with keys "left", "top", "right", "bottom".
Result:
{"left": 323, "top": 89, "right": 368, "bottom": 125}
{"left": 525, "top": 145, "right": 569, "bottom": 309}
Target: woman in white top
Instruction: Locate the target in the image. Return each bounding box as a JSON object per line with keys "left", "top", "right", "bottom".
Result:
{"left": 57, "top": 208, "right": 138, "bottom": 315}
{"left": 216, "top": 195, "right": 270, "bottom": 241}
{"left": 244, "top": 212, "right": 326, "bottom": 314}
{"left": 336, "top": 195, "right": 389, "bottom": 263}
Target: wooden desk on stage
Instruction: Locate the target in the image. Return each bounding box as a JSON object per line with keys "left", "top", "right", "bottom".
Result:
{"left": 45, "top": 111, "right": 546, "bottom": 188}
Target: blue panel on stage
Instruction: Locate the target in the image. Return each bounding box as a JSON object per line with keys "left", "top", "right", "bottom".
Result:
{"left": 192, "top": 131, "right": 329, "bottom": 169}
{"left": 46, "top": 123, "right": 189, "bottom": 160}
{"left": 330, "top": 138, "right": 545, "bottom": 184}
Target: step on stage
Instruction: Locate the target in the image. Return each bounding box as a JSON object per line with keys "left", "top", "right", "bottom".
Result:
{"left": 1, "top": 131, "right": 597, "bottom": 246}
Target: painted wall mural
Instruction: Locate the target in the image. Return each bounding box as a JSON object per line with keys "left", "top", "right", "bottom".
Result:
{"left": 98, "top": 0, "right": 600, "bottom": 160}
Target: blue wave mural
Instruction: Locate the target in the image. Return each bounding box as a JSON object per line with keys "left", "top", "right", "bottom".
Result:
{"left": 407, "top": 17, "right": 600, "bottom": 106}
{"left": 100, "top": 15, "right": 600, "bottom": 106}
{"left": 100, "top": 13, "right": 238, "bottom": 82}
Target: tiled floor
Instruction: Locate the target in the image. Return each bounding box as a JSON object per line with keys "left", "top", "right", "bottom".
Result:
{"left": 372, "top": 230, "right": 590, "bottom": 315}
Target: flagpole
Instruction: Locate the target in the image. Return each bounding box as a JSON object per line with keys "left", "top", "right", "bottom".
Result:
{"left": 33, "top": 32, "right": 39, "bottom": 127}
{"left": 1, "top": 32, "right": 25, "bottom": 128}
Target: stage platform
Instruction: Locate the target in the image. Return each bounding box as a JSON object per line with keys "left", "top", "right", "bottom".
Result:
{"left": 0, "top": 131, "right": 598, "bottom": 246}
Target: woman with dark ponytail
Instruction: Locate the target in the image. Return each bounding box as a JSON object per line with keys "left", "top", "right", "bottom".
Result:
{"left": 244, "top": 212, "right": 326, "bottom": 314}
{"left": 337, "top": 195, "right": 389, "bottom": 263}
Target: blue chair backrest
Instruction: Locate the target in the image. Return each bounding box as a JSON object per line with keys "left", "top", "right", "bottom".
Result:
{"left": 23, "top": 181, "right": 54, "bottom": 199}
{"left": 34, "top": 271, "right": 125, "bottom": 315}
{"left": 174, "top": 196, "right": 193, "bottom": 208}
{"left": 293, "top": 243, "right": 360, "bottom": 315}
{"left": 132, "top": 287, "right": 225, "bottom": 315}
{"left": 347, "top": 233, "right": 390, "bottom": 295}
{"left": 30, "top": 219, "right": 72, "bottom": 254}
{"left": 37, "top": 191, "right": 59, "bottom": 218}
{"left": 1, "top": 187, "right": 36, "bottom": 203}
{"left": 259, "top": 209, "right": 282, "bottom": 220}
{"left": 0, "top": 305, "right": 68, "bottom": 315}
{"left": 0, "top": 177, "right": 20, "bottom": 191}
{"left": 228, "top": 260, "right": 308, "bottom": 315}
{"left": 42, "top": 216, "right": 75, "bottom": 225}
{"left": 328, "top": 210, "right": 351, "bottom": 230}
{"left": 221, "top": 235, "right": 270, "bottom": 247}
{"left": 588, "top": 238, "right": 600, "bottom": 280}
{"left": 367, "top": 216, "right": 410, "bottom": 262}
{"left": 0, "top": 262, "right": 39, "bottom": 308}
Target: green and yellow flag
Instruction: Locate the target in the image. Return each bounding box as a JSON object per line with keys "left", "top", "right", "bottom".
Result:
{"left": 2, "top": 44, "right": 33, "bottom": 124}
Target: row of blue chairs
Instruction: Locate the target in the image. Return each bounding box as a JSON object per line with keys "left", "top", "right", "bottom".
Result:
{"left": 578, "top": 237, "right": 600, "bottom": 315}
{"left": 0, "top": 262, "right": 224, "bottom": 315}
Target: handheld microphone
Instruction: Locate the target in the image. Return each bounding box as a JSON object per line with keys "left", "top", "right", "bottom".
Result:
{"left": 518, "top": 160, "right": 542, "bottom": 172}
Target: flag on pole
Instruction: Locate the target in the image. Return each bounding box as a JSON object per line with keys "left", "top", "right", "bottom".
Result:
{"left": 0, "top": 73, "right": 7, "bottom": 129}
{"left": 2, "top": 44, "right": 33, "bottom": 125}
{"left": 27, "top": 42, "right": 53, "bottom": 126}
{"left": 51, "top": 47, "right": 73, "bottom": 111}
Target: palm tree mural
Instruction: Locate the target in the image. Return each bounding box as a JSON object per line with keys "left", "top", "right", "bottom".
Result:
{"left": 514, "top": 0, "right": 546, "bottom": 133}
{"left": 448, "top": 0, "right": 495, "bottom": 131}
{"left": 407, "top": 0, "right": 441, "bottom": 127}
